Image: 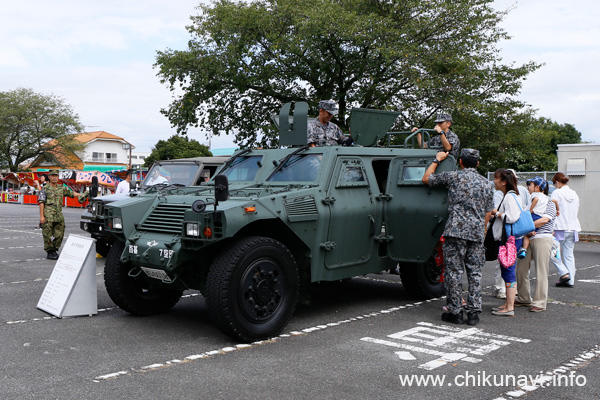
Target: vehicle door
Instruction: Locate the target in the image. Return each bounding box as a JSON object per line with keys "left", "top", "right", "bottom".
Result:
{"left": 324, "top": 157, "right": 377, "bottom": 269}
{"left": 384, "top": 157, "right": 451, "bottom": 263}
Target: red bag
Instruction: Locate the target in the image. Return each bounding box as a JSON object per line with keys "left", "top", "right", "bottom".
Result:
{"left": 498, "top": 236, "right": 517, "bottom": 268}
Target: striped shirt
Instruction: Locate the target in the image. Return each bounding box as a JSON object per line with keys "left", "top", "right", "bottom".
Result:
{"left": 531, "top": 201, "right": 556, "bottom": 239}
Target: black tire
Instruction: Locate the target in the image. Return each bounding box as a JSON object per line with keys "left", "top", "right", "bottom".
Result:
{"left": 206, "top": 236, "right": 299, "bottom": 342}
{"left": 96, "top": 239, "right": 111, "bottom": 258}
{"left": 400, "top": 252, "right": 444, "bottom": 299}
{"left": 104, "top": 241, "right": 183, "bottom": 316}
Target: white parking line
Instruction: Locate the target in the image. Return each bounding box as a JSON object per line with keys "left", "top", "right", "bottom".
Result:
{"left": 92, "top": 297, "right": 444, "bottom": 382}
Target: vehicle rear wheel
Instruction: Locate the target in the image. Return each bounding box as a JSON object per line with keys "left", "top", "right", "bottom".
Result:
{"left": 206, "top": 236, "right": 299, "bottom": 342}
{"left": 104, "top": 241, "right": 183, "bottom": 315}
{"left": 95, "top": 239, "right": 111, "bottom": 258}
{"left": 399, "top": 247, "right": 444, "bottom": 299}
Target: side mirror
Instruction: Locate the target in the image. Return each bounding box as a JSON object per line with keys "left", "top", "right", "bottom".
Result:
{"left": 214, "top": 174, "right": 229, "bottom": 209}
{"left": 90, "top": 176, "right": 98, "bottom": 198}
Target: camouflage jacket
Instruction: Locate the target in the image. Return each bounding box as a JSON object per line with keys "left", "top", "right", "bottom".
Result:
{"left": 428, "top": 129, "right": 460, "bottom": 160}
{"left": 428, "top": 168, "right": 494, "bottom": 242}
{"left": 307, "top": 120, "right": 352, "bottom": 147}
{"left": 39, "top": 185, "right": 74, "bottom": 222}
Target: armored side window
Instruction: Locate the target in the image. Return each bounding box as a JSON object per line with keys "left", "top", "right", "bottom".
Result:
{"left": 221, "top": 156, "right": 263, "bottom": 182}
{"left": 401, "top": 166, "right": 426, "bottom": 181}
{"left": 268, "top": 154, "right": 322, "bottom": 182}
{"left": 336, "top": 159, "right": 369, "bottom": 188}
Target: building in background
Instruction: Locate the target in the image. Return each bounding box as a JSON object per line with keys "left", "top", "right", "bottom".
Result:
{"left": 557, "top": 143, "right": 600, "bottom": 233}
{"left": 28, "top": 131, "right": 134, "bottom": 172}
{"left": 128, "top": 151, "right": 151, "bottom": 169}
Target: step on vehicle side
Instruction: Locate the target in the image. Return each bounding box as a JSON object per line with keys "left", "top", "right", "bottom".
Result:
{"left": 102, "top": 103, "right": 456, "bottom": 342}
{"left": 80, "top": 157, "right": 228, "bottom": 256}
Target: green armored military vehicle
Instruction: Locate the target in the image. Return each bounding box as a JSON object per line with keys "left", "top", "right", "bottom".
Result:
{"left": 80, "top": 156, "right": 228, "bottom": 257}
{"left": 102, "top": 103, "right": 456, "bottom": 342}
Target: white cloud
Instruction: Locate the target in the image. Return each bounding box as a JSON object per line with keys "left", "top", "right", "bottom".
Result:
{"left": 494, "top": 0, "right": 600, "bottom": 142}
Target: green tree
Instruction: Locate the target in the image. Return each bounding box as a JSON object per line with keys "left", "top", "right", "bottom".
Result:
{"left": 0, "top": 88, "right": 84, "bottom": 172}
{"left": 144, "top": 135, "right": 212, "bottom": 167}
{"left": 155, "top": 0, "right": 539, "bottom": 148}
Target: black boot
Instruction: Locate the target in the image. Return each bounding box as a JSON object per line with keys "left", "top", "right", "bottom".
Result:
{"left": 441, "top": 311, "right": 464, "bottom": 325}
{"left": 466, "top": 313, "right": 480, "bottom": 326}
{"left": 47, "top": 251, "right": 59, "bottom": 260}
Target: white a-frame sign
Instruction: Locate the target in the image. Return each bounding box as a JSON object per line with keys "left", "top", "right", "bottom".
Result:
{"left": 37, "top": 234, "right": 98, "bottom": 317}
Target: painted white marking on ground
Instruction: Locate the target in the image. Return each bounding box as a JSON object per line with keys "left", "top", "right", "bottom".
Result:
{"left": 498, "top": 344, "right": 600, "bottom": 399}
{"left": 578, "top": 279, "right": 600, "bottom": 284}
{"left": 395, "top": 351, "right": 416, "bottom": 361}
{"left": 362, "top": 322, "right": 530, "bottom": 370}
{"left": 92, "top": 297, "right": 445, "bottom": 382}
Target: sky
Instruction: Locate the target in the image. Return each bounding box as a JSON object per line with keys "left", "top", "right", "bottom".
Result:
{"left": 1, "top": 0, "right": 599, "bottom": 154}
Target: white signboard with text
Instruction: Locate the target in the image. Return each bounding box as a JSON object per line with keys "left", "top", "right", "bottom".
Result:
{"left": 37, "top": 234, "right": 98, "bottom": 317}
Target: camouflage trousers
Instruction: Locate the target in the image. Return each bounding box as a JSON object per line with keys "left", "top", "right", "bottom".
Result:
{"left": 42, "top": 220, "right": 65, "bottom": 252}
{"left": 442, "top": 237, "right": 485, "bottom": 315}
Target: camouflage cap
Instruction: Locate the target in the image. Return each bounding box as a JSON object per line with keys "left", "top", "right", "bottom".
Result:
{"left": 460, "top": 148, "right": 480, "bottom": 160}
{"left": 48, "top": 169, "right": 60, "bottom": 175}
{"left": 318, "top": 100, "right": 339, "bottom": 116}
{"left": 434, "top": 112, "right": 452, "bottom": 123}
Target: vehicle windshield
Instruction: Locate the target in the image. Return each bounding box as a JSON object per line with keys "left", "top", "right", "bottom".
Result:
{"left": 142, "top": 163, "right": 199, "bottom": 188}
{"left": 267, "top": 154, "right": 322, "bottom": 182}
{"left": 220, "top": 156, "right": 263, "bottom": 182}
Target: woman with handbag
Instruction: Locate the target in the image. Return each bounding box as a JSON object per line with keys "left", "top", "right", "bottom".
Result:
{"left": 489, "top": 169, "right": 524, "bottom": 316}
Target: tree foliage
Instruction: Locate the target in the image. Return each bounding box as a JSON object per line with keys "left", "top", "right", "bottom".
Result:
{"left": 155, "top": 0, "right": 539, "bottom": 150}
{"left": 0, "top": 88, "right": 84, "bottom": 172}
{"left": 144, "top": 135, "right": 212, "bottom": 167}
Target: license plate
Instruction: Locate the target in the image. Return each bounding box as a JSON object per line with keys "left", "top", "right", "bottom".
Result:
{"left": 141, "top": 267, "right": 172, "bottom": 282}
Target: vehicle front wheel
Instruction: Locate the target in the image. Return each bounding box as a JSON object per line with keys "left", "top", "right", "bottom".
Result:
{"left": 104, "top": 241, "right": 183, "bottom": 316}
{"left": 399, "top": 245, "right": 444, "bottom": 299}
{"left": 206, "top": 236, "right": 299, "bottom": 342}
{"left": 95, "top": 238, "right": 111, "bottom": 258}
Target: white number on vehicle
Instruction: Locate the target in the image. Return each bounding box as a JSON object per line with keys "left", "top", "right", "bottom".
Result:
{"left": 159, "top": 249, "right": 174, "bottom": 259}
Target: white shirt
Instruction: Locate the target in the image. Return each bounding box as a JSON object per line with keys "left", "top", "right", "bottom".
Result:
{"left": 551, "top": 185, "right": 581, "bottom": 232}
{"left": 115, "top": 180, "right": 130, "bottom": 194}
{"left": 530, "top": 192, "right": 548, "bottom": 216}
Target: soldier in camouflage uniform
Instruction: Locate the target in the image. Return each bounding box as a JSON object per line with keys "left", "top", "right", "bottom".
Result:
{"left": 413, "top": 112, "right": 460, "bottom": 160}
{"left": 38, "top": 170, "right": 87, "bottom": 260}
{"left": 422, "top": 149, "right": 494, "bottom": 326}
{"left": 307, "top": 100, "right": 354, "bottom": 147}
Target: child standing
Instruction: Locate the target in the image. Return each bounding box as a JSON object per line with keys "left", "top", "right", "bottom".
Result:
{"left": 517, "top": 176, "right": 548, "bottom": 258}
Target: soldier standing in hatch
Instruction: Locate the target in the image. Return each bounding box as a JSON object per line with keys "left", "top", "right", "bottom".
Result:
{"left": 422, "top": 149, "right": 494, "bottom": 326}
{"left": 412, "top": 112, "right": 460, "bottom": 160}
{"left": 38, "top": 170, "right": 87, "bottom": 260}
{"left": 307, "top": 100, "right": 354, "bottom": 147}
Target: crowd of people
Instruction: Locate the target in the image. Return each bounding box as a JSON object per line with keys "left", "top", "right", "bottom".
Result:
{"left": 309, "top": 99, "right": 582, "bottom": 325}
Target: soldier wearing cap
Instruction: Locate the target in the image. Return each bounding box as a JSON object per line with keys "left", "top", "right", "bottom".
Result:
{"left": 307, "top": 100, "right": 354, "bottom": 147}
{"left": 422, "top": 148, "right": 494, "bottom": 326}
{"left": 412, "top": 112, "right": 460, "bottom": 160}
{"left": 38, "top": 169, "right": 87, "bottom": 260}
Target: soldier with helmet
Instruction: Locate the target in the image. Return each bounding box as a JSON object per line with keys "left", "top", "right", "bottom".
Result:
{"left": 412, "top": 112, "right": 460, "bottom": 160}
{"left": 38, "top": 169, "right": 87, "bottom": 260}
{"left": 307, "top": 100, "right": 354, "bottom": 147}
{"left": 422, "top": 148, "right": 494, "bottom": 326}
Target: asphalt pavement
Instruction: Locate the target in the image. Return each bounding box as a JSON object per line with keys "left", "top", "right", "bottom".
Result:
{"left": 1, "top": 203, "right": 599, "bottom": 400}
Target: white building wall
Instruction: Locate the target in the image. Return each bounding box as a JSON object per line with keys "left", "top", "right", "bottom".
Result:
{"left": 557, "top": 143, "right": 600, "bottom": 233}
{"left": 83, "top": 140, "right": 129, "bottom": 164}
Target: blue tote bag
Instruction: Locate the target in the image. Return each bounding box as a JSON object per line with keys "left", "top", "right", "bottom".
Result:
{"left": 505, "top": 193, "right": 535, "bottom": 238}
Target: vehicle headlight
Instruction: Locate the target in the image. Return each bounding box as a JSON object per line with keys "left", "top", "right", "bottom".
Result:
{"left": 113, "top": 217, "right": 123, "bottom": 230}
{"left": 91, "top": 203, "right": 97, "bottom": 214}
{"left": 186, "top": 222, "right": 200, "bottom": 237}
